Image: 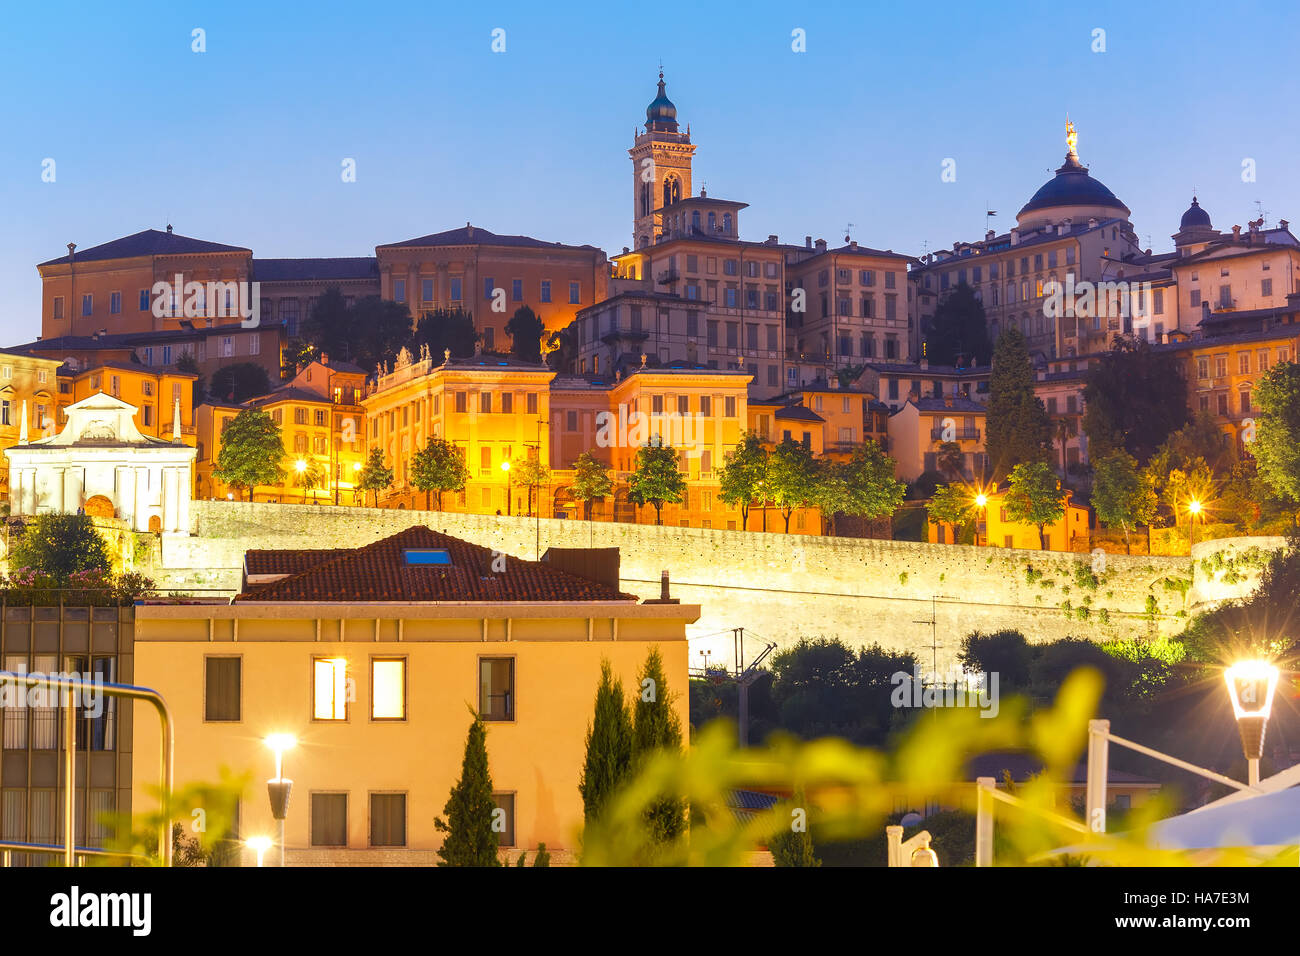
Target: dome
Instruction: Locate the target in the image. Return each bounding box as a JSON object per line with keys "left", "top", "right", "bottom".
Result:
{"left": 1018, "top": 155, "right": 1130, "bottom": 219}
{"left": 1017, "top": 123, "right": 1130, "bottom": 224}
{"left": 645, "top": 73, "right": 678, "bottom": 131}
{"left": 1180, "top": 196, "right": 1212, "bottom": 229}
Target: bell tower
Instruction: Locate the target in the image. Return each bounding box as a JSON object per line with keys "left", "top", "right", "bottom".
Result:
{"left": 629, "top": 72, "right": 696, "bottom": 249}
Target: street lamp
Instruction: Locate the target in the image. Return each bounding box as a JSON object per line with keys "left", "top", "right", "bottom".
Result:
{"left": 265, "top": 733, "right": 297, "bottom": 867}
{"left": 501, "top": 460, "right": 511, "bottom": 515}
{"left": 974, "top": 491, "right": 989, "bottom": 547}
{"left": 1224, "top": 660, "right": 1279, "bottom": 786}
{"left": 245, "top": 835, "right": 273, "bottom": 868}
{"left": 295, "top": 458, "right": 308, "bottom": 505}
{"left": 1187, "top": 497, "right": 1203, "bottom": 547}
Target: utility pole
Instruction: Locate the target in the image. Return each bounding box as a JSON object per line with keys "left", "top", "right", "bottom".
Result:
{"left": 913, "top": 596, "right": 942, "bottom": 721}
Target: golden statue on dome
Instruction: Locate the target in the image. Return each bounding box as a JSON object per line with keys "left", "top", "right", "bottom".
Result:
{"left": 1065, "top": 117, "right": 1078, "bottom": 158}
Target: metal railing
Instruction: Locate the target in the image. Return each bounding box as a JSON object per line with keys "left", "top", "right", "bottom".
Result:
{"left": 0, "top": 672, "right": 174, "bottom": 866}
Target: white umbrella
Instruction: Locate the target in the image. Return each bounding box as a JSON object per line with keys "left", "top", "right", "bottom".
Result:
{"left": 1143, "top": 786, "right": 1300, "bottom": 850}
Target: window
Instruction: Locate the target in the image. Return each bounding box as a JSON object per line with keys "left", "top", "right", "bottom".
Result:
{"left": 569, "top": 281, "right": 580, "bottom": 304}
{"left": 526, "top": 392, "right": 538, "bottom": 415}
{"left": 540, "top": 280, "right": 551, "bottom": 303}
{"left": 1238, "top": 352, "right": 1251, "bottom": 375}
{"left": 138, "top": 290, "right": 150, "bottom": 311}
{"left": 204, "top": 657, "right": 241, "bottom": 721}
{"left": 311, "top": 793, "right": 348, "bottom": 847}
{"left": 1261, "top": 278, "right": 1273, "bottom": 297}
{"left": 455, "top": 392, "right": 467, "bottom": 413}
{"left": 81, "top": 293, "right": 93, "bottom": 316}
{"left": 250, "top": 335, "right": 260, "bottom": 356}
{"left": 724, "top": 396, "right": 737, "bottom": 418}
{"left": 142, "top": 404, "right": 153, "bottom": 427}
{"left": 110, "top": 291, "right": 121, "bottom": 314}
{"left": 393, "top": 279, "right": 406, "bottom": 303}
{"left": 371, "top": 658, "right": 406, "bottom": 720}
{"left": 369, "top": 793, "right": 406, "bottom": 847}
{"left": 220, "top": 337, "right": 233, "bottom": 358}
{"left": 492, "top": 792, "right": 517, "bottom": 847}
{"left": 502, "top": 392, "right": 513, "bottom": 414}
{"left": 313, "top": 658, "right": 349, "bottom": 720}
{"left": 484, "top": 277, "right": 495, "bottom": 300}
{"left": 1240, "top": 389, "right": 1252, "bottom": 414}
{"left": 450, "top": 278, "right": 462, "bottom": 302}
{"left": 512, "top": 279, "right": 523, "bottom": 302}
{"left": 480, "top": 657, "right": 514, "bottom": 721}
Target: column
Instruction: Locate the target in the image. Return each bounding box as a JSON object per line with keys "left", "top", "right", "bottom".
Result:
{"left": 163, "top": 467, "right": 179, "bottom": 532}
{"left": 177, "top": 464, "right": 191, "bottom": 533}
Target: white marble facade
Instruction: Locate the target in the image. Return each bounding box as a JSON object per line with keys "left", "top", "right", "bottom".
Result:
{"left": 4, "top": 392, "right": 195, "bottom": 533}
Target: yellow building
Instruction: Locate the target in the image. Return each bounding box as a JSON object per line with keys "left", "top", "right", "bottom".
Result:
{"left": 56, "top": 363, "right": 197, "bottom": 447}
{"left": 927, "top": 488, "right": 1090, "bottom": 551}
{"left": 887, "top": 396, "right": 988, "bottom": 484}
{"left": 196, "top": 357, "right": 366, "bottom": 503}
{"left": 362, "top": 348, "right": 553, "bottom": 515}
{"left": 0, "top": 349, "right": 62, "bottom": 502}
{"left": 130, "top": 527, "right": 696, "bottom": 864}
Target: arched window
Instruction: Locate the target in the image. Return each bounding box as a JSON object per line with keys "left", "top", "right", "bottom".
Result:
{"left": 640, "top": 183, "right": 651, "bottom": 217}
{"left": 723, "top": 213, "right": 732, "bottom": 235}
{"left": 662, "top": 176, "right": 680, "bottom": 209}
{"left": 691, "top": 210, "right": 701, "bottom": 233}
{"left": 708, "top": 212, "right": 716, "bottom": 233}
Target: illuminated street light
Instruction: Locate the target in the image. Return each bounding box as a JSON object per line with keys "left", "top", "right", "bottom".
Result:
{"left": 295, "top": 458, "right": 308, "bottom": 504}
{"left": 245, "top": 835, "right": 273, "bottom": 867}
{"left": 1187, "top": 497, "right": 1203, "bottom": 547}
{"left": 973, "top": 490, "right": 989, "bottom": 546}
{"left": 264, "top": 733, "right": 298, "bottom": 867}
{"left": 1224, "top": 660, "right": 1279, "bottom": 786}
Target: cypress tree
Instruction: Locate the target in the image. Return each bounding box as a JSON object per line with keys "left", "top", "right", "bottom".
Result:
{"left": 769, "top": 789, "right": 820, "bottom": 867}
{"left": 985, "top": 327, "right": 1051, "bottom": 481}
{"left": 631, "top": 647, "right": 687, "bottom": 846}
{"left": 434, "top": 714, "right": 502, "bottom": 866}
{"left": 579, "top": 660, "right": 634, "bottom": 826}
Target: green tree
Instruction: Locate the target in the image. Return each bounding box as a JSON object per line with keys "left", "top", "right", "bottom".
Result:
{"left": 411, "top": 437, "right": 470, "bottom": 510}
{"left": 936, "top": 440, "right": 964, "bottom": 480}
{"left": 717, "top": 431, "right": 768, "bottom": 529}
{"left": 509, "top": 455, "right": 551, "bottom": 517}
{"left": 532, "top": 843, "right": 551, "bottom": 867}
{"left": 841, "top": 440, "right": 906, "bottom": 525}
{"left": 8, "top": 513, "right": 111, "bottom": 578}
{"left": 1252, "top": 360, "right": 1300, "bottom": 508}
{"left": 579, "top": 660, "right": 634, "bottom": 829}
{"left": 957, "top": 629, "right": 1033, "bottom": 692}
{"left": 1053, "top": 418, "right": 1072, "bottom": 485}
{"left": 985, "top": 327, "right": 1051, "bottom": 479}
{"left": 433, "top": 714, "right": 502, "bottom": 866}
{"left": 213, "top": 408, "right": 285, "bottom": 501}
{"left": 924, "top": 282, "right": 992, "bottom": 366}
{"left": 626, "top": 440, "right": 686, "bottom": 525}
{"left": 414, "top": 307, "right": 479, "bottom": 361}
{"left": 631, "top": 647, "right": 686, "bottom": 850}
{"left": 176, "top": 351, "right": 205, "bottom": 408}
{"left": 769, "top": 789, "right": 820, "bottom": 867}
{"left": 570, "top": 451, "right": 613, "bottom": 520}
{"left": 1144, "top": 441, "right": 1213, "bottom": 527}
{"left": 1092, "top": 451, "right": 1158, "bottom": 552}
{"left": 926, "top": 483, "right": 973, "bottom": 543}
{"left": 767, "top": 438, "right": 817, "bottom": 532}
{"left": 810, "top": 459, "right": 850, "bottom": 535}
{"left": 356, "top": 448, "right": 394, "bottom": 507}
{"left": 209, "top": 362, "right": 271, "bottom": 404}
{"left": 296, "top": 286, "right": 349, "bottom": 367}
{"left": 350, "top": 296, "right": 418, "bottom": 370}
{"left": 289, "top": 456, "right": 326, "bottom": 503}
{"left": 1003, "top": 461, "right": 1066, "bottom": 549}
{"left": 1082, "top": 336, "right": 1190, "bottom": 463}
{"left": 505, "top": 306, "right": 545, "bottom": 363}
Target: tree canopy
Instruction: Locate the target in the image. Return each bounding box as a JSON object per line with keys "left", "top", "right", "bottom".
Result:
{"left": 570, "top": 452, "right": 613, "bottom": 519}
{"left": 505, "top": 306, "right": 545, "bottom": 363}
{"left": 924, "top": 282, "right": 992, "bottom": 366}
{"left": 1251, "top": 360, "right": 1300, "bottom": 506}
{"left": 8, "top": 513, "right": 111, "bottom": 578}
{"left": 717, "top": 432, "right": 768, "bottom": 528}
{"left": 411, "top": 437, "right": 470, "bottom": 510}
{"left": 1003, "top": 460, "right": 1066, "bottom": 549}
{"left": 356, "top": 448, "right": 394, "bottom": 506}
{"left": 1082, "top": 336, "right": 1190, "bottom": 464}
{"left": 985, "top": 327, "right": 1050, "bottom": 480}
{"left": 1091, "top": 451, "right": 1158, "bottom": 551}
{"left": 626, "top": 440, "right": 686, "bottom": 525}
{"left": 213, "top": 408, "right": 285, "bottom": 500}
{"left": 208, "top": 362, "right": 271, "bottom": 404}
{"left": 414, "top": 308, "right": 479, "bottom": 362}
{"left": 433, "top": 715, "right": 502, "bottom": 866}
{"left": 767, "top": 438, "right": 818, "bottom": 532}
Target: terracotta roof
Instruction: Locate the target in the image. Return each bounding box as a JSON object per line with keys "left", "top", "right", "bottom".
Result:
{"left": 252, "top": 257, "right": 378, "bottom": 282}
{"left": 244, "top": 548, "right": 348, "bottom": 577}
{"left": 235, "top": 526, "right": 638, "bottom": 603}
{"left": 377, "top": 226, "right": 600, "bottom": 252}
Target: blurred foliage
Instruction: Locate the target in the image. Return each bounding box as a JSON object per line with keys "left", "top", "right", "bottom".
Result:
{"left": 99, "top": 768, "right": 248, "bottom": 866}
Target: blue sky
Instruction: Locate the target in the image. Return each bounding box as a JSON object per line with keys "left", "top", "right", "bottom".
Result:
{"left": 2, "top": 0, "right": 1298, "bottom": 342}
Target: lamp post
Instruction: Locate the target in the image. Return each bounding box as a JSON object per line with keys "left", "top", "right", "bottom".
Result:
{"left": 974, "top": 491, "right": 988, "bottom": 547}
{"left": 1224, "top": 660, "right": 1279, "bottom": 787}
{"left": 501, "top": 460, "right": 511, "bottom": 516}
{"left": 1187, "top": 497, "right": 1203, "bottom": 547}
{"left": 265, "top": 733, "right": 297, "bottom": 867}
{"left": 245, "top": 835, "right": 273, "bottom": 868}
{"left": 295, "top": 458, "right": 307, "bottom": 505}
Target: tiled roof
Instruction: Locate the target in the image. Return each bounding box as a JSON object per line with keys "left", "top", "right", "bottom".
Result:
{"left": 774, "top": 404, "right": 825, "bottom": 423}
{"left": 235, "top": 526, "right": 638, "bottom": 603}
{"left": 252, "top": 257, "right": 379, "bottom": 282}
{"left": 910, "top": 397, "right": 986, "bottom": 413}
{"left": 248, "top": 386, "right": 331, "bottom": 406}
{"left": 40, "top": 229, "right": 250, "bottom": 266}
{"left": 377, "top": 226, "right": 600, "bottom": 252}
{"left": 244, "top": 548, "right": 348, "bottom": 577}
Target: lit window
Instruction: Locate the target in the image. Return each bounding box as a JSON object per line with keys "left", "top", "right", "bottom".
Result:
{"left": 371, "top": 658, "right": 406, "bottom": 720}
{"left": 314, "top": 658, "right": 349, "bottom": 720}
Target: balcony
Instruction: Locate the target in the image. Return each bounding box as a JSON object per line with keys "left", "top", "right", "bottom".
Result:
{"left": 657, "top": 269, "right": 680, "bottom": 285}
{"left": 931, "top": 427, "right": 981, "bottom": 442}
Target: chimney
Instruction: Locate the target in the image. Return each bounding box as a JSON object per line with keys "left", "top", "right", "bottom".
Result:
{"left": 67, "top": 242, "right": 76, "bottom": 259}
{"left": 850, "top": 240, "right": 859, "bottom": 251}
{"left": 1010, "top": 229, "right": 1019, "bottom": 245}
{"left": 166, "top": 224, "right": 173, "bottom": 234}
{"left": 1232, "top": 224, "right": 1242, "bottom": 240}
{"left": 815, "top": 238, "right": 827, "bottom": 252}
{"left": 1281, "top": 219, "right": 1290, "bottom": 231}
{"left": 767, "top": 234, "right": 778, "bottom": 244}
{"left": 1087, "top": 218, "right": 1098, "bottom": 229}
{"left": 320, "top": 352, "right": 330, "bottom": 365}
{"left": 640, "top": 568, "right": 680, "bottom": 604}
{"left": 985, "top": 230, "right": 995, "bottom": 241}
{"left": 466, "top": 221, "right": 474, "bottom": 240}
{"left": 805, "top": 236, "right": 813, "bottom": 249}
{"left": 919, "top": 356, "right": 929, "bottom": 370}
